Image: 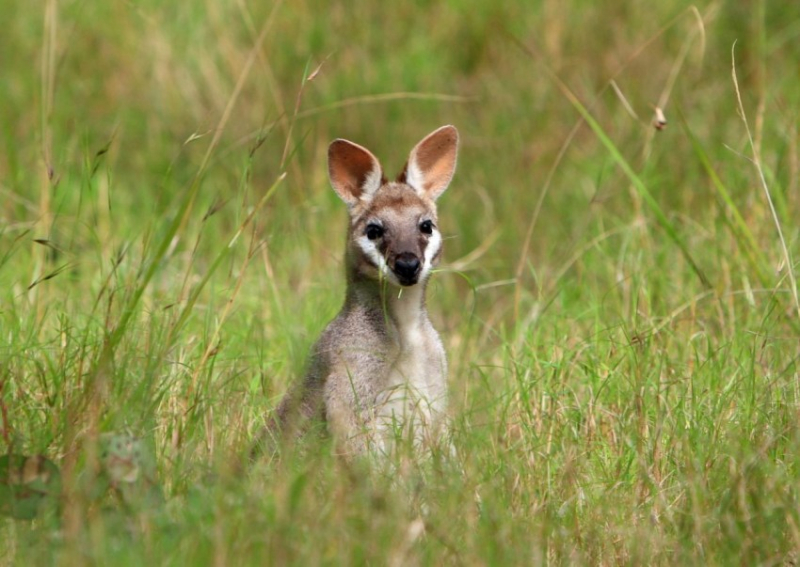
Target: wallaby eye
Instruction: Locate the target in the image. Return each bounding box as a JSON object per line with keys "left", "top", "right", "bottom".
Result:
{"left": 365, "top": 223, "right": 384, "bottom": 240}
{"left": 419, "top": 220, "right": 434, "bottom": 235}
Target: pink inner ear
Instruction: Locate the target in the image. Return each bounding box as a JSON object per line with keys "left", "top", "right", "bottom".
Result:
{"left": 417, "top": 152, "right": 455, "bottom": 193}
{"left": 328, "top": 140, "right": 383, "bottom": 205}
{"left": 407, "top": 126, "right": 458, "bottom": 198}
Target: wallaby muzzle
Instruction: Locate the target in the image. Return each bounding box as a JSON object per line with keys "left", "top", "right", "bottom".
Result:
{"left": 392, "top": 252, "right": 422, "bottom": 286}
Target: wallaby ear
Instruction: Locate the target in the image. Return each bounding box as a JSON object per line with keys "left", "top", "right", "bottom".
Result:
{"left": 328, "top": 139, "right": 384, "bottom": 207}
{"left": 401, "top": 125, "right": 459, "bottom": 200}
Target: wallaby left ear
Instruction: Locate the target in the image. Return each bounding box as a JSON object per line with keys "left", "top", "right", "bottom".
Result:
{"left": 400, "top": 125, "right": 459, "bottom": 201}
{"left": 328, "top": 139, "right": 384, "bottom": 208}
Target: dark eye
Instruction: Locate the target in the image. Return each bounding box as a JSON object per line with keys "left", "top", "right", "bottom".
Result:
{"left": 365, "top": 224, "right": 384, "bottom": 240}
{"left": 419, "top": 220, "right": 434, "bottom": 235}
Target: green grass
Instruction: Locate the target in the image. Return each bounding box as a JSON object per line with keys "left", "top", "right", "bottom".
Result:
{"left": 2, "top": 0, "right": 800, "bottom": 564}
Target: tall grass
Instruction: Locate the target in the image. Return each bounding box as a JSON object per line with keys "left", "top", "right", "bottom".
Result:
{"left": 2, "top": 0, "right": 800, "bottom": 564}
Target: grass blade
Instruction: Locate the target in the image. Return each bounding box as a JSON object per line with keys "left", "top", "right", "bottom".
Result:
{"left": 731, "top": 43, "right": 800, "bottom": 319}
{"left": 558, "top": 85, "right": 711, "bottom": 288}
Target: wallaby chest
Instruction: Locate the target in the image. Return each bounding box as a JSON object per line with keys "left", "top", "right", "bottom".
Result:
{"left": 381, "top": 289, "right": 447, "bottom": 411}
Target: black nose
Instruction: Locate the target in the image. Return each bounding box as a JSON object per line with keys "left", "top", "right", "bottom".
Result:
{"left": 394, "top": 253, "right": 421, "bottom": 284}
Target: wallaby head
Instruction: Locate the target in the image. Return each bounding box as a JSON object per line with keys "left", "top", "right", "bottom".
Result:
{"left": 328, "top": 125, "right": 459, "bottom": 288}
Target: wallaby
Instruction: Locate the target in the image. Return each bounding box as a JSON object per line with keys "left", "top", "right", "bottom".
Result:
{"left": 258, "top": 125, "right": 459, "bottom": 458}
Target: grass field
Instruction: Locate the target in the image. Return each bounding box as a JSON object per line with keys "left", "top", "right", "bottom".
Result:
{"left": 2, "top": 0, "right": 800, "bottom": 564}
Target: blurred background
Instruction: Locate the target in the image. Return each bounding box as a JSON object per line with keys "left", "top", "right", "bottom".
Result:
{"left": 3, "top": 0, "right": 797, "bottom": 301}
{"left": 2, "top": 1, "right": 800, "bottom": 561}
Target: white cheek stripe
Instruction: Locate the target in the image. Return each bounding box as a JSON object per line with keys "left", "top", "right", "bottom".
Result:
{"left": 420, "top": 229, "right": 442, "bottom": 280}
{"left": 357, "top": 234, "right": 399, "bottom": 285}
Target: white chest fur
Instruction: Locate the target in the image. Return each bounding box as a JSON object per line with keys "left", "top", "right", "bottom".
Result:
{"left": 373, "top": 287, "right": 448, "bottom": 446}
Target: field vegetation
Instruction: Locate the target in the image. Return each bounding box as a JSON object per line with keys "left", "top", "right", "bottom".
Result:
{"left": 2, "top": 0, "right": 800, "bottom": 564}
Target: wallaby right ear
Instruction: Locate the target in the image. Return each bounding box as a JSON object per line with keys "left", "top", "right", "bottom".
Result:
{"left": 328, "top": 139, "right": 384, "bottom": 207}
{"left": 401, "top": 125, "right": 459, "bottom": 201}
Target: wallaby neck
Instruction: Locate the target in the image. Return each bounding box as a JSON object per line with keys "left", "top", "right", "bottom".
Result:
{"left": 345, "top": 277, "right": 428, "bottom": 338}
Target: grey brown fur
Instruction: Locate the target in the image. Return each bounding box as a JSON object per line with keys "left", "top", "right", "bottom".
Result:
{"left": 258, "top": 126, "right": 459, "bottom": 457}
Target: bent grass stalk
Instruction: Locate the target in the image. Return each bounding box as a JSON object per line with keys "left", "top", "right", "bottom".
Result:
{"left": 558, "top": 84, "right": 711, "bottom": 288}
{"left": 510, "top": 5, "right": 711, "bottom": 320}
{"left": 731, "top": 43, "right": 800, "bottom": 320}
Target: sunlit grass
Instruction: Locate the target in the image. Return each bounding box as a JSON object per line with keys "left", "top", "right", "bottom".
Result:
{"left": 1, "top": 0, "right": 800, "bottom": 564}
